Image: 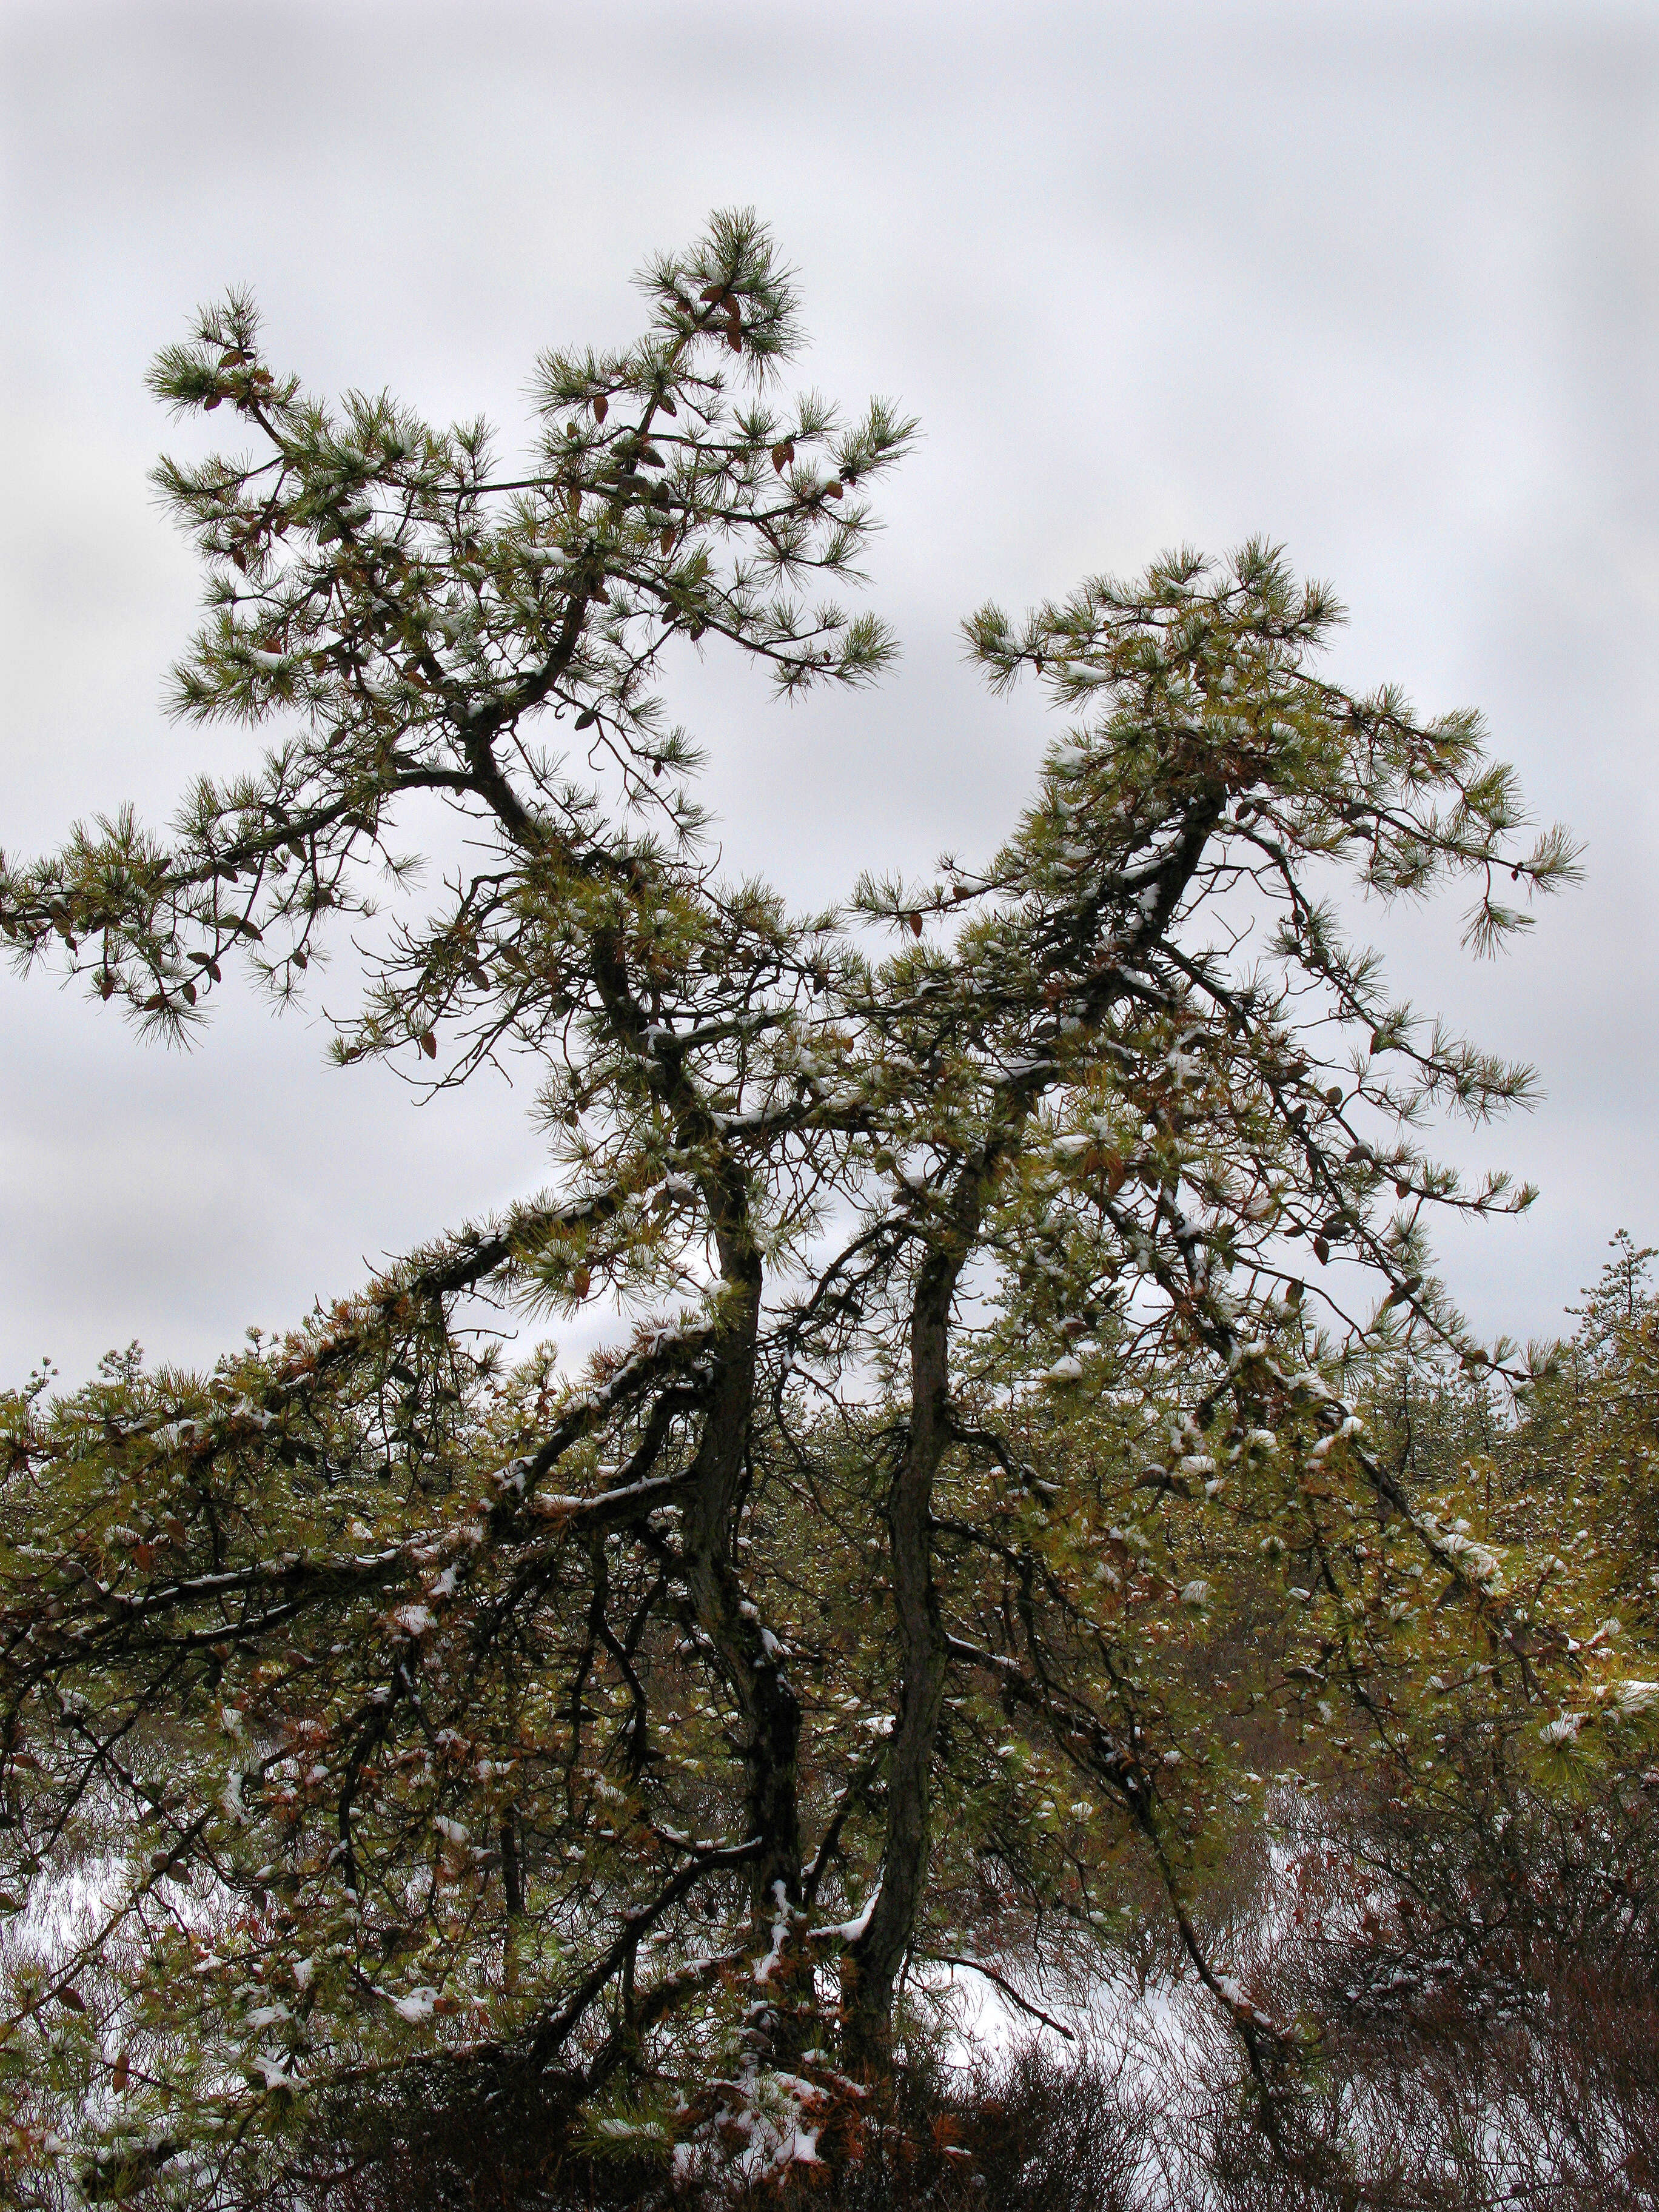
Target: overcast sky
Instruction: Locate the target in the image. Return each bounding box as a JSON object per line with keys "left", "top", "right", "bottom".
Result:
{"left": 2, "top": 0, "right": 1655, "bottom": 1390}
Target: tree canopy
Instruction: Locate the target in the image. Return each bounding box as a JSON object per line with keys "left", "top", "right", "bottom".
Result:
{"left": 1, "top": 213, "right": 1649, "bottom": 2210}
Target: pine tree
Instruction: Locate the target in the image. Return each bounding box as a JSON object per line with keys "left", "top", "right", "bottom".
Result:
{"left": 2, "top": 216, "right": 1646, "bottom": 2205}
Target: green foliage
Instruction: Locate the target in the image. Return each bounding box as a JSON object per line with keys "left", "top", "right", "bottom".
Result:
{"left": 0, "top": 218, "right": 1645, "bottom": 2207}
{"left": 3, "top": 207, "right": 910, "bottom": 1056}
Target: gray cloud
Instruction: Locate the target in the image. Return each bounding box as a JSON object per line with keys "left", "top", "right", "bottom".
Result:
{"left": 3, "top": 0, "right": 1655, "bottom": 1384}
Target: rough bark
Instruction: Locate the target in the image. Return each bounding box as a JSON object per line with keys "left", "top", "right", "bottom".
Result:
{"left": 840, "top": 1233, "right": 958, "bottom": 2069}
{"left": 681, "top": 1253, "right": 804, "bottom": 1928}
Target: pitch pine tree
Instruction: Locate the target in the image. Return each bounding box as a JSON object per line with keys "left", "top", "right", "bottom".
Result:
{"left": 3, "top": 218, "right": 1648, "bottom": 2205}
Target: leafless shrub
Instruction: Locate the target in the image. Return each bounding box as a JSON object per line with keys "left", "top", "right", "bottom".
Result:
{"left": 1175, "top": 1759, "right": 1659, "bottom": 2211}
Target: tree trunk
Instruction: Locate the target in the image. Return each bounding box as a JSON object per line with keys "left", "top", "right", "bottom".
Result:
{"left": 592, "top": 931, "right": 805, "bottom": 1939}
{"left": 842, "top": 1239, "right": 957, "bottom": 2070}
{"left": 681, "top": 1254, "right": 804, "bottom": 1934}
{"left": 841, "top": 799, "right": 1225, "bottom": 2070}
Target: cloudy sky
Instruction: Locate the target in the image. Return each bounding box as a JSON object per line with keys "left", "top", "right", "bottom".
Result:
{"left": 2, "top": 0, "right": 1655, "bottom": 1389}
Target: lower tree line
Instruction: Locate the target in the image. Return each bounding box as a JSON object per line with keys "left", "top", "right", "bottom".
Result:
{"left": 0, "top": 1234, "right": 1652, "bottom": 2207}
